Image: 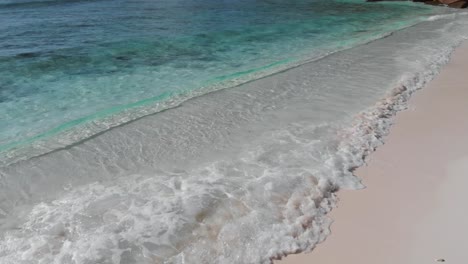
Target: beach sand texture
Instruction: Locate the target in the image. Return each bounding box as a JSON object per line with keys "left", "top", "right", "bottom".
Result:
{"left": 277, "top": 42, "right": 468, "bottom": 264}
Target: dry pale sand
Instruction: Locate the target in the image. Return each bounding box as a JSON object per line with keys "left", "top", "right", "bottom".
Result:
{"left": 277, "top": 42, "right": 468, "bottom": 264}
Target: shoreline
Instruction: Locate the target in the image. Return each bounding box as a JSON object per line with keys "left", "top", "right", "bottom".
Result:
{"left": 2, "top": 13, "right": 468, "bottom": 262}
{"left": 276, "top": 42, "right": 468, "bottom": 264}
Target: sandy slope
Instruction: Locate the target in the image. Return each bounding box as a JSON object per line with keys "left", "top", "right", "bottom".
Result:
{"left": 277, "top": 43, "right": 468, "bottom": 264}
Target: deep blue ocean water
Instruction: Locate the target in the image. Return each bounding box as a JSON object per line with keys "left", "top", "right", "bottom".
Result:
{"left": 0, "top": 0, "right": 437, "bottom": 156}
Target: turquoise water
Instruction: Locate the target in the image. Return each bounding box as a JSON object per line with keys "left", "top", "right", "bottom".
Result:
{"left": 0, "top": 0, "right": 438, "bottom": 155}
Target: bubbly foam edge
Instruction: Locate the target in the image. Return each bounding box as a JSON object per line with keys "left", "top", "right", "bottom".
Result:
{"left": 269, "top": 34, "right": 467, "bottom": 263}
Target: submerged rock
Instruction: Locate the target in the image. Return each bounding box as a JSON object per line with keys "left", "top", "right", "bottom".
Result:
{"left": 446, "top": 0, "right": 468, "bottom": 8}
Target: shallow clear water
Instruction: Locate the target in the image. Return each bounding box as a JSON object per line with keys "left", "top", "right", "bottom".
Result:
{"left": 0, "top": 0, "right": 437, "bottom": 155}
{"left": 1, "top": 1, "right": 468, "bottom": 264}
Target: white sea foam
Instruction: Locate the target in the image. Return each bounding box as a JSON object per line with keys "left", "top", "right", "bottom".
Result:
{"left": 0, "top": 13, "right": 468, "bottom": 264}
{"left": 426, "top": 11, "right": 468, "bottom": 21}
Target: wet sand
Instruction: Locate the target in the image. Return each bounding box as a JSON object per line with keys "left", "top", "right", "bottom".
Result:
{"left": 277, "top": 42, "right": 468, "bottom": 264}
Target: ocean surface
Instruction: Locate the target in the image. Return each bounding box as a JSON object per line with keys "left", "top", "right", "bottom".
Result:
{"left": 1, "top": 0, "right": 468, "bottom": 263}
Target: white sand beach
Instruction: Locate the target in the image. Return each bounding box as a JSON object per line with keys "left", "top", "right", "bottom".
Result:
{"left": 277, "top": 42, "right": 468, "bottom": 264}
